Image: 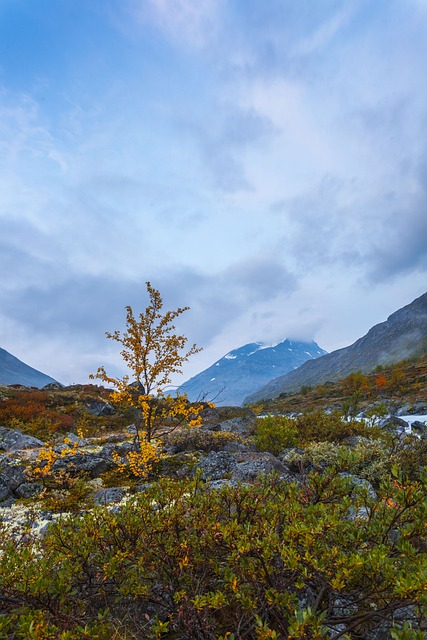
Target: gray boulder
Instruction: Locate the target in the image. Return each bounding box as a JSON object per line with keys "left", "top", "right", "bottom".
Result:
{"left": 195, "top": 450, "right": 295, "bottom": 484}
{"left": 379, "top": 416, "right": 409, "bottom": 434}
{"left": 15, "top": 482, "right": 43, "bottom": 499}
{"left": 0, "top": 463, "right": 27, "bottom": 491}
{"left": 52, "top": 452, "right": 114, "bottom": 478}
{"left": 218, "top": 416, "right": 256, "bottom": 436}
{"left": 85, "top": 399, "right": 115, "bottom": 416}
{"left": 93, "top": 487, "right": 126, "bottom": 505}
{"left": 411, "top": 420, "right": 427, "bottom": 436}
{"left": 0, "top": 427, "right": 44, "bottom": 451}
{"left": 0, "top": 482, "right": 11, "bottom": 502}
{"left": 233, "top": 452, "right": 293, "bottom": 483}
{"left": 196, "top": 451, "right": 238, "bottom": 481}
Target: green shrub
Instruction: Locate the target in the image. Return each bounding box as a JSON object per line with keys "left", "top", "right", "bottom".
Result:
{"left": 285, "top": 438, "right": 392, "bottom": 485}
{"left": 295, "top": 409, "right": 381, "bottom": 443}
{"left": 164, "top": 426, "right": 240, "bottom": 453}
{"left": 254, "top": 414, "right": 298, "bottom": 455}
{"left": 0, "top": 471, "right": 426, "bottom": 638}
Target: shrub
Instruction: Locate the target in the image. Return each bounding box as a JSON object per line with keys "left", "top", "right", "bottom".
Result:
{"left": 254, "top": 414, "right": 298, "bottom": 455}
{"left": 285, "top": 438, "right": 392, "bottom": 485}
{"left": 0, "top": 471, "right": 426, "bottom": 638}
{"left": 295, "top": 409, "right": 379, "bottom": 443}
{"left": 164, "top": 426, "right": 240, "bottom": 453}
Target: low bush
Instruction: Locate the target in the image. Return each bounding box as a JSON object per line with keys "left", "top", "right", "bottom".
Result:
{"left": 254, "top": 414, "right": 298, "bottom": 455}
{"left": 285, "top": 438, "right": 392, "bottom": 486}
{"left": 0, "top": 471, "right": 426, "bottom": 638}
{"left": 164, "top": 426, "right": 240, "bottom": 453}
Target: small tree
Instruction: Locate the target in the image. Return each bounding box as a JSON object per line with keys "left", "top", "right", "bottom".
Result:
{"left": 90, "top": 282, "right": 204, "bottom": 446}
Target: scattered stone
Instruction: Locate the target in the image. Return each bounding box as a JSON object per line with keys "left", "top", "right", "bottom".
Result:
{"left": 14, "top": 482, "right": 43, "bottom": 499}
{"left": 0, "top": 427, "right": 45, "bottom": 452}
{"left": 339, "top": 472, "right": 377, "bottom": 500}
{"left": 341, "top": 435, "right": 371, "bottom": 448}
{"left": 233, "top": 452, "right": 292, "bottom": 483}
{"left": 134, "top": 483, "right": 153, "bottom": 493}
{"left": 379, "top": 416, "right": 409, "bottom": 434}
{"left": 0, "top": 483, "right": 11, "bottom": 501}
{"left": 411, "top": 420, "right": 427, "bottom": 436}
{"left": 93, "top": 487, "right": 126, "bottom": 505}
{"left": 0, "top": 463, "right": 27, "bottom": 491}
{"left": 195, "top": 451, "right": 238, "bottom": 482}
{"left": 52, "top": 453, "right": 114, "bottom": 478}
{"left": 218, "top": 416, "right": 256, "bottom": 436}
{"left": 62, "top": 432, "right": 88, "bottom": 447}
{"left": 85, "top": 399, "right": 115, "bottom": 416}
{"left": 42, "top": 382, "right": 64, "bottom": 390}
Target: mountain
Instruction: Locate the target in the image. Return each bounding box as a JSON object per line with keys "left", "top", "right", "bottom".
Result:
{"left": 245, "top": 291, "right": 427, "bottom": 403}
{"left": 0, "top": 347, "right": 59, "bottom": 388}
{"left": 177, "top": 339, "right": 327, "bottom": 406}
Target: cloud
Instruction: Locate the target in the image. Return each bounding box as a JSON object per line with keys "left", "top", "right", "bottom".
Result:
{"left": 366, "top": 153, "right": 427, "bottom": 281}
{"left": 126, "top": 0, "right": 224, "bottom": 49}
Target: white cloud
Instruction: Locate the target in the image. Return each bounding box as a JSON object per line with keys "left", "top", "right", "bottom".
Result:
{"left": 127, "top": 0, "right": 224, "bottom": 49}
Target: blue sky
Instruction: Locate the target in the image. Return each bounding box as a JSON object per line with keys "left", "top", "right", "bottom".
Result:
{"left": 0, "top": 0, "right": 426, "bottom": 386}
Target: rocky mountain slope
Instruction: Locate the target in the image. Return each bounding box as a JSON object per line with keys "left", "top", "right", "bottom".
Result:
{"left": 246, "top": 291, "right": 427, "bottom": 403}
{"left": 0, "top": 347, "right": 59, "bottom": 388}
{"left": 178, "top": 339, "right": 326, "bottom": 406}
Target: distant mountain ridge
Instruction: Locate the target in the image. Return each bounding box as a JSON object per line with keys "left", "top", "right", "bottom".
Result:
{"left": 178, "top": 339, "right": 327, "bottom": 406}
{"left": 0, "top": 347, "right": 59, "bottom": 388}
{"left": 245, "top": 291, "right": 427, "bottom": 403}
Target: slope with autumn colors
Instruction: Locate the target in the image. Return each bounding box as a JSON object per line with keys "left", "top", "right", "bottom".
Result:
{"left": 246, "top": 291, "right": 427, "bottom": 403}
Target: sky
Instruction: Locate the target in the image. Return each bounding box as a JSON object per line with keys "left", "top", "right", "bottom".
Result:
{"left": 0, "top": 0, "right": 427, "bottom": 387}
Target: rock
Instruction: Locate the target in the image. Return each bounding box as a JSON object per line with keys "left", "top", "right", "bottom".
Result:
{"left": 0, "top": 498, "right": 15, "bottom": 508}
{"left": 221, "top": 441, "right": 255, "bottom": 453}
{"left": 233, "top": 452, "right": 293, "bottom": 483}
{"left": 15, "top": 482, "right": 43, "bottom": 498}
{"left": 0, "top": 463, "right": 27, "bottom": 491}
{"left": 206, "top": 479, "right": 238, "bottom": 491}
{"left": 396, "top": 403, "right": 412, "bottom": 416}
{"left": 195, "top": 450, "right": 295, "bottom": 484}
{"left": 93, "top": 487, "right": 126, "bottom": 505}
{"left": 218, "top": 416, "right": 256, "bottom": 436}
{"left": 134, "top": 483, "right": 153, "bottom": 493}
{"left": 411, "top": 420, "right": 427, "bottom": 436}
{"left": 410, "top": 401, "right": 427, "bottom": 414}
{"left": 0, "top": 427, "right": 45, "bottom": 451}
{"left": 379, "top": 416, "right": 409, "bottom": 433}
{"left": 62, "top": 432, "right": 88, "bottom": 447}
{"left": 100, "top": 442, "right": 135, "bottom": 459}
{"left": 42, "top": 382, "right": 64, "bottom": 390}
{"left": 339, "top": 473, "right": 377, "bottom": 500}
{"left": 341, "top": 436, "right": 371, "bottom": 448}
{"left": 195, "top": 451, "right": 238, "bottom": 481}
{"left": 0, "top": 482, "right": 11, "bottom": 501}
{"left": 85, "top": 399, "right": 115, "bottom": 416}
{"left": 52, "top": 453, "right": 114, "bottom": 478}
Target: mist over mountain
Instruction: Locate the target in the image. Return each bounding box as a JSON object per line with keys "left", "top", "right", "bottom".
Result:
{"left": 0, "top": 347, "right": 59, "bottom": 388}
{"left": 245, "top": 291, "right": 427, "bottom": 403}
{"left": 178, "top": 339, "right": 327, "bottom": 406}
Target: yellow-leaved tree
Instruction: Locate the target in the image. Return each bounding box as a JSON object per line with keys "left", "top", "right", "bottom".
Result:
{"left": 90, "top": 282, "right": 205, "bottom": 450}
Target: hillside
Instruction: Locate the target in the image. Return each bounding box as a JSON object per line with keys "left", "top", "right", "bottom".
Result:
{"left": 178, "top": 339, "right": 326, "bottom": 406}
{"left": 0, "top": 346, "right": 59, "bottom": 388}
{"left": 252, "top": 354, "right": 427, "bottom": 416}
{"left": 246, "top": 291, "right": 427, "bottom": 403}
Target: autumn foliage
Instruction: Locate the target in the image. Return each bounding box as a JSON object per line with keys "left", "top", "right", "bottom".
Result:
{"left": 90, "top": 283, "right": 206, "bottom": 458}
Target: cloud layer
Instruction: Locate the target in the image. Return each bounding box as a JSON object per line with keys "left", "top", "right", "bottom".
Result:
{"left": 0, "top": 1, "right": 426, "bottom": 384}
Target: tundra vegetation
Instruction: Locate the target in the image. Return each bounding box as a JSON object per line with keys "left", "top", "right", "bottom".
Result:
{"left": 0, "top": 307, "right": 426, "bottom": 638}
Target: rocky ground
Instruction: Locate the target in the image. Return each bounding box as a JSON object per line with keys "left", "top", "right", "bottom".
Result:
{"left": 1, "top": 398, "right": 426, "bottom": 541}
